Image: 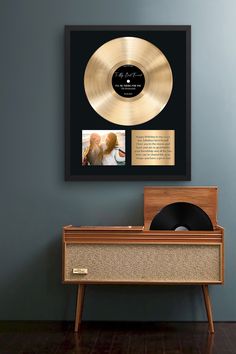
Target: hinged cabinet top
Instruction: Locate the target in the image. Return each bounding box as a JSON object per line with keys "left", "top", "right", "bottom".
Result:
{"left": 144, "top": 186, "right": 218, "bottom": 230}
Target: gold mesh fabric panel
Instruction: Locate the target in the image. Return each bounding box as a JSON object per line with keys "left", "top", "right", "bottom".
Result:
{"left": 65, "top": 244, "right": 220, "bottom": 282}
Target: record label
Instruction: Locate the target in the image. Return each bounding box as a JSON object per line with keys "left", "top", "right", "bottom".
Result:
{"left": 112, "top": 64, "right": 145, "bottom": 97}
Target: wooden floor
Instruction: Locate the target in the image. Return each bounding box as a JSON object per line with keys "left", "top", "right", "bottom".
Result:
{"left": 0, "top": 321, "right": 235, "bottom": 354}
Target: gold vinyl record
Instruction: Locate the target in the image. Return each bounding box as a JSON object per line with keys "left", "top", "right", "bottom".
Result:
{"left": 84, "top": 37, "right": 173, "bottom": 126}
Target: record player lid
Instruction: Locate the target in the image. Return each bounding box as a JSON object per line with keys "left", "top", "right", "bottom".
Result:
{"left": 144, "top": 186, "right": 218, "bottom": 230}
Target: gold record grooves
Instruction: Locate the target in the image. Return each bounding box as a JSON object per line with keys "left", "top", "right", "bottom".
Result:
{"left": 84, "top": 37, "right": 173, "bottom": 126}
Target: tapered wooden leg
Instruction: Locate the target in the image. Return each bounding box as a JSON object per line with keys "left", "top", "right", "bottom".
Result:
{"left": 202, "top": 285, "right": 214, "bottom": 333}
{"left": 74, "top": 285, "right": 85, "bottom": 332}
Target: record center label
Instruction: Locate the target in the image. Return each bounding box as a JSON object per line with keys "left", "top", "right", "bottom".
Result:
{"left": 112, "top": 65, "right": 145, "bottom": 97}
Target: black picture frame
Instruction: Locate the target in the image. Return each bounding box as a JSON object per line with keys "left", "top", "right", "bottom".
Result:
{"left": 65, "top": 25, "right": 191, "bottom": 181}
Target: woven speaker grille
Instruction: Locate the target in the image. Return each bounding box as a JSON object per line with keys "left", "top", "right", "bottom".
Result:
{"left": 64, "top": 244, "right": 221, "bottom": 283}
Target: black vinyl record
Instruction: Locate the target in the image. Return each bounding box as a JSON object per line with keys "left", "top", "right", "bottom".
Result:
{"left": 150, "top": 202, "right": 214, "bottom": 231}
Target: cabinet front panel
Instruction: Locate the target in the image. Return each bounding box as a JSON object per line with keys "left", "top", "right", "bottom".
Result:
{"left": 64, "top": 244, "right": 221, "bottom": 283}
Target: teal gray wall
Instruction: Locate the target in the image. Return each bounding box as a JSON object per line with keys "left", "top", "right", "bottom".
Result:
{"left": 0, "top": 0, "right": 235, "bottom": 320}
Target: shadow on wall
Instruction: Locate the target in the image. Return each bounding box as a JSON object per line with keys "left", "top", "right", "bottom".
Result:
{"left": 83, "top": 284, "right": 206, "bottom": 322}
{"left": 0, "top": 235, "right": 75, "bottom": 321}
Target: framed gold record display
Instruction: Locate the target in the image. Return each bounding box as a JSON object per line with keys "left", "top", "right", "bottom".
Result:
{"left": 65, "top": 25, "right": 191, "bottom": 180}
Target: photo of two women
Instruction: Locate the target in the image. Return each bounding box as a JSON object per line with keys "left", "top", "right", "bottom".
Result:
{"left": 82, "top": 130, "right": 126, "bottom": 166}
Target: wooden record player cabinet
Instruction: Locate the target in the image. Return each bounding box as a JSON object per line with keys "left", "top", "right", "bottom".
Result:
{"left": 62, "top": 187, "right": 224, "bottom": 333}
